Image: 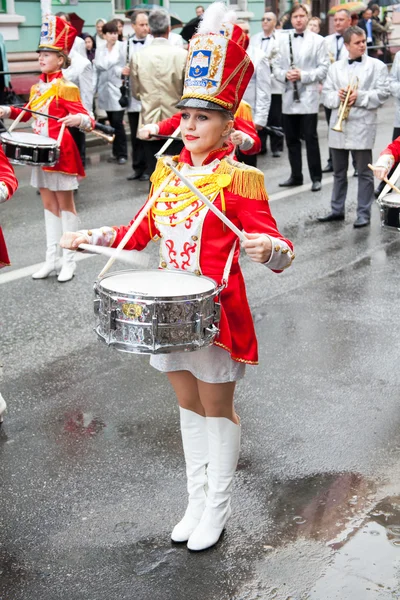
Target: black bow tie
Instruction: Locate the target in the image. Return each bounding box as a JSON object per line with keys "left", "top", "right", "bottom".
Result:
{"left": 294, "top": 32, "right": 304, "bottom": 38}
{"left": 336, "top": 34, "right": 342, "bottom": 39}
{"left": 262, "top": 37, "right": 270, "bottom": 41}
{"left": 348, "top": 56, "right": 362, "bottom": 64}
{"left": 132, "top": 39, "right": 145, "bottom": 44}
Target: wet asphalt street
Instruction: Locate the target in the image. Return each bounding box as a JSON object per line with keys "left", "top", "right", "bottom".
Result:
{"left": 1, "top": 102, "right": 400, "bottom": 600}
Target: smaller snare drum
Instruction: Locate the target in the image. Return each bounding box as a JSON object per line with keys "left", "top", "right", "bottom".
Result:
{"left": 1, "top": 132, "right": 59, "bottom": 167}
{"left": 94, "top": 269, "right": 222, "bottom": 354}
{"left": 377, "top": 192, "right": 400, "bottom": 231}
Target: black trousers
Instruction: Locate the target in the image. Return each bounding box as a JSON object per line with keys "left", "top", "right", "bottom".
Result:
{"left": 127, "top": 111, "right": 146, "bottom": 174}
{"left": 143, "top": 139, "right": 184, "bottom": 177}
{"left": 235, "top": 149, "right": 257, "bottom": 167}
{"left": 69, "top": 127, "right": 86, "bottom": 168}
{"left": 260, "top": 94, "right": 283, "bottom": 153}
{"left": 282, "top": 113, "right": 322, "bottom": 182}
{"left": 106, "top": 110, "right": 128, "bottom": 159}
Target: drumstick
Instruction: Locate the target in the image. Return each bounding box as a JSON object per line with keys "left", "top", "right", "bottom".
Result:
{"left": 98, "top": 171, "right": 175, "bottom": 279}
{"left": 56, "top": 123, "right": 65, "bottom": 148}
{"left": 150, "top": 134, "right": 182, "bottom": 140}
{"left": 154, "top": 126, "right": 181, "bottom": 159}
{"left": 368, "top": 163, "right": 400, "bottom": 196}
{"left": 168, "top": 163, "right": 247, "bottom": 243}
{"left": 8, "top": 99, "right": 33, "bottom": 134}
{"left": 78, "top": 244, "right": 150, "bottom": 267}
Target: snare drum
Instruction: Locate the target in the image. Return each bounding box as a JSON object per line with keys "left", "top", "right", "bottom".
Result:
{"left": 377, "top": 192, "right": 400, "bottom": 231}
{"left": 94, "top": 270, "right": 222, "bottom": 354}
{"left": 1, "top": 132, "right": 59, "bottom": 167}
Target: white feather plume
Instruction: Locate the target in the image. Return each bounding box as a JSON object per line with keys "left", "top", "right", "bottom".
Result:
{"left": 197, "top": 1, "right": 229, "bottom": 35}
{"left": 224, "top": 9, "right": 237, "bottom": 25}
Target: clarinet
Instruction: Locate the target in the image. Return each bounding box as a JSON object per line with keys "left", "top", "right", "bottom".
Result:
{"left": 288, "top": 34, "right": 301, "bottom": 103}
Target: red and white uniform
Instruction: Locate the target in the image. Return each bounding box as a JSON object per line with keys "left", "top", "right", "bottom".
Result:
{"left": 83, "top": 143, "right": 294, "bottom": 364}
{"left": 8, "top": 71, "right": 95, "bottom": 178}
{"left": 0, "top": 146, "right": 19, "bottom": 268}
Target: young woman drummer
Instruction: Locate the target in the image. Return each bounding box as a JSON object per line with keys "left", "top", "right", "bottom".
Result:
{"left": 0, "top": 15, "right": 95, "bottom": 282}
{"left": 61, "top": 5, "right": 295, "bottom": 552}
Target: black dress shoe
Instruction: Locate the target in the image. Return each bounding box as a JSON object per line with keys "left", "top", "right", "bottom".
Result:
{"left": 138, "top": 173, "right": 150, "bottom": 181}
{"left": 353, "top": 169, "right": 359, "bottom": 177}
{"left": 317, "top": 212, "right": 345, "bottom": 222}
{"left": 353, "top": 218, "right": 370, "bottom": 228}
{"left": 322, "top": 163, "right": 333, "bottom": 173}
{"left": 272, "top": 151, "right": 281, "bottom": 158}
{"left": 127, "top": 171, "right": 144, "bottom": 181}
{"left": 279, "top": 177, "right": 303, "bottom": 187}
{"left": 311, "top": 181, "right": 322, "bottom": 192}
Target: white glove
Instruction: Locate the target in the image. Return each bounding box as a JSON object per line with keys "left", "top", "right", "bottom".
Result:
{"left": 138, "top": 124, "right": 159, "bottom": 140}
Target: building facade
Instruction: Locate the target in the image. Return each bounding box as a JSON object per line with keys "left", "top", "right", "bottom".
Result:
{"left": 0, "top": 0, "right": 332, "bottom": 54}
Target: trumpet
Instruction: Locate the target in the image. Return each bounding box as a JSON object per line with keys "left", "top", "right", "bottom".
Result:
{"left": 91, "top": 129, "right": 115, "bottom": 144}
{"left": 331, "top": 75, "right": 359, "bottom": 133}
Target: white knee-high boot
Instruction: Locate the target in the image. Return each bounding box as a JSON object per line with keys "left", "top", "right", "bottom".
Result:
{"left": 171, "top": 408, "right": 209, "bottom": 543}
{"left": 32, "top": 209, "right": 62, "bottom": 279}
{"left": 58, "top": 211, "right": 80, "bottom": 282}
{"left": 0, "top": 392, "right": 6, "bottom": 426}
{"left": 187, "top": 416, "right": 241, "bottom": 551}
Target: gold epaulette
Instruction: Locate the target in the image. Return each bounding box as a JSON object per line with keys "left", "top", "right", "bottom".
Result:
{"left": 57, "top": 78, "right": 81, "bottom": 102}
{"left": 217, "top": 157, "right": 269, "bottom": 201}
{"left": 150, "top": 155, "right": 268, "bottom": 201}
{"left": 234, "top": 100, "right": 253, "bottom": 122}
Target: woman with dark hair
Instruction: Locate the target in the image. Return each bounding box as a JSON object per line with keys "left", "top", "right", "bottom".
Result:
{"left": 114, "top": 18, "right": 126, "bottom": 41}
{"left": 93, "top": 20, "right": 128, "bottom": 164}
{"left": 0, "top": 15, "right": 94, "bottom": 282}
{"left": 61, "top": 4, "right": 294, "bottom": 552}
{"left": 83, "top": 33, "right": 96, "bottom": 62}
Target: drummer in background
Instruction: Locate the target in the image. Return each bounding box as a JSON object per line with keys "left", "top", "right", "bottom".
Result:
{"left": 0, "top": 15, "right": 95, "bottom": 282}
{"left": 61, "top": 2, "right": 294, "bottom": 553}
{"left": 0, "top": 145, "right": 19, "bottom": 426}
{"left": 372, "top": 48, "right": 400, "bottom": 197}
{"left": 58, "top": 13, "right": 94, "bottom": 169}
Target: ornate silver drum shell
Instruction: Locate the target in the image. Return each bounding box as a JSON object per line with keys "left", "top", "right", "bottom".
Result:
{"left": 377, "top": 193, "right": 400, "bottom": 231}
{"left": 0, "top": 132, "right": 59, "bottom": 167}
{"left": 93, "top": 269, "right": 222, "bottom": 354}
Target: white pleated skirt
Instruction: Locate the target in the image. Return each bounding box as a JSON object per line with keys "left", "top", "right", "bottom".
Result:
{"left": 150, "top": 344, "right": 246, "bottom": 383}
{"left": 31, "top": 168, "right": 78, "bottom": 191}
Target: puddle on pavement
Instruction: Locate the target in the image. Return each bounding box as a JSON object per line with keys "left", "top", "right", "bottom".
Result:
{"left": 260, "top": 473, "right": 400, "bottom": 598}
{"left": 265, "top": 472, "right": 377, "bottom": 547}
{"left": 308, "top": 496, "right": 400, "bottom": 599}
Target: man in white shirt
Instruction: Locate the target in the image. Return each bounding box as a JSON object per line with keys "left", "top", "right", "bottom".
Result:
{"left": 322, "top": 9, "right": 351, "bottom": 173}
{"left": 126, "top": 11, "right": 151, "bottom": 181}
{"left": 250, "top": 12, "right": 284, "bottom": 156}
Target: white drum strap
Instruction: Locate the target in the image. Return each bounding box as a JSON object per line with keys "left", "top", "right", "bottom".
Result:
{"left": 221, "top": 241, "right": 237, "bottom": 288}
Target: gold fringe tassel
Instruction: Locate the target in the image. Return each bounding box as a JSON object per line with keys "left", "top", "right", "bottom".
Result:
{"left": 150, "top": 156, "right": 268, "bottom": 202}
{"left": 234, "top": 100, "right": 253, "bottom": 122}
